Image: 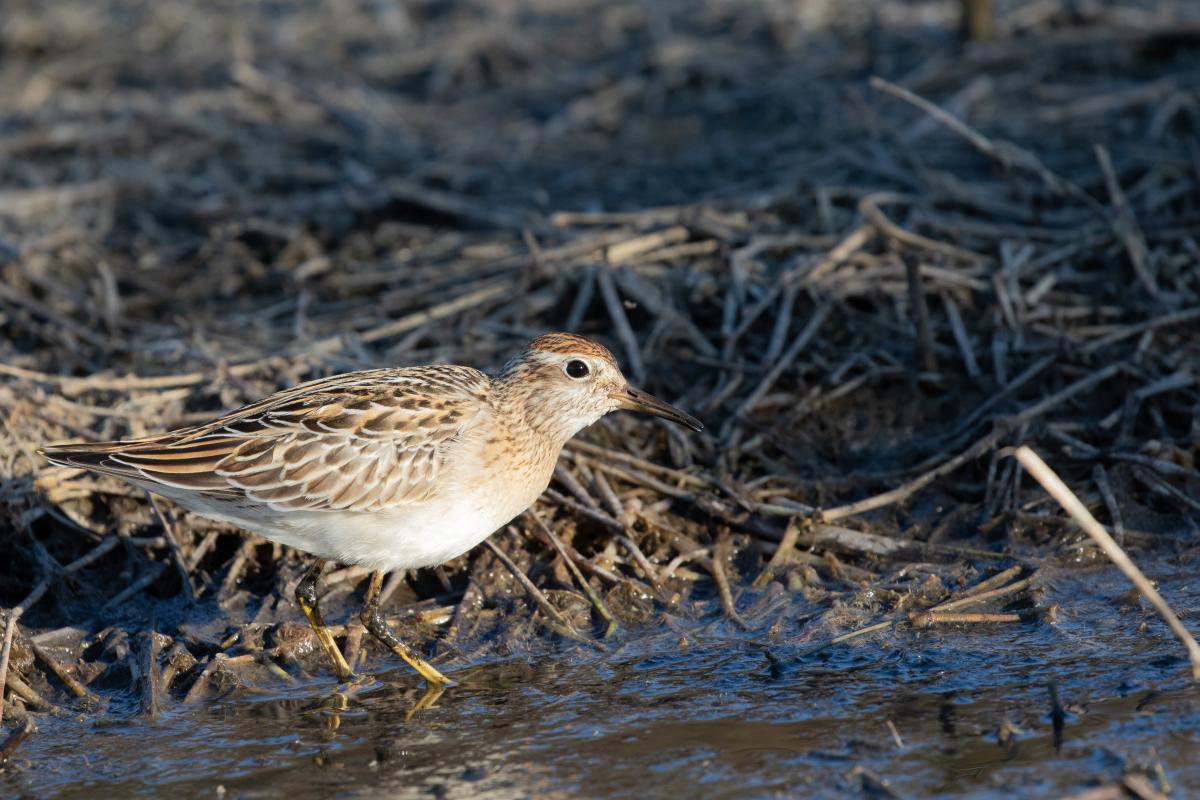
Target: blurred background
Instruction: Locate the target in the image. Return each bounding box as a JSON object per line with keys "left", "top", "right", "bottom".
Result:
{"left": 0, "top": 0, "right": 1196, "bottom": 383}
{"left": 2, "top": 1, "right": 1200, "bottom": 798}
{"left": 0, "top": 0, "right": 1197, "bottom": 373}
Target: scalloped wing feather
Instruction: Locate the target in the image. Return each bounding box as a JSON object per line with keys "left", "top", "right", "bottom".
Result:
{"left": 42, "top": 365, "right": 491, "bottom": 513}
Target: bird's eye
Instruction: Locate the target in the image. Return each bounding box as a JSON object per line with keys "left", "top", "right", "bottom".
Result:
{"left": 565, "top": 359, "right": 590, "bottom": 379}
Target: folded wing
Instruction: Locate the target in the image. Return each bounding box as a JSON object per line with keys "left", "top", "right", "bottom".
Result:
{"left": 42, "top": 366, "right": 489, "bottom": 513}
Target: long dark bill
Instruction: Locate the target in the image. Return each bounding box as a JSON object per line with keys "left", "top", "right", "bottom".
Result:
{"left": 613, "top": 386, "right": 703, "bottom": 431}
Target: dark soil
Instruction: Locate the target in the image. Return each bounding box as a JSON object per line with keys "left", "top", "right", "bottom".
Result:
{"left": 2, "top": 1, "right": 1200, "bottom": 797}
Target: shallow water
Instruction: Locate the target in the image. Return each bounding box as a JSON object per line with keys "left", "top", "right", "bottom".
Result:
{"left": 6, "top": 565, "right": 1199, "bottom": 799}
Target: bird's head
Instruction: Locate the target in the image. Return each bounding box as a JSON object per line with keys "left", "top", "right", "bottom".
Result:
{"left": 498, "top": 332, "right": 702, "bottom": 442}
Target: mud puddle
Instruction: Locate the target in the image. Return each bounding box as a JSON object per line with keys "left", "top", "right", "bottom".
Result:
{"left": 5, "top": 565, "right": 1198, "bottom": 799}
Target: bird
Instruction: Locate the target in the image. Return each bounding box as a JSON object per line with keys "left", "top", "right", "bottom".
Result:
{"left": 41, "top": 333, "right": 702, "bottom": 687}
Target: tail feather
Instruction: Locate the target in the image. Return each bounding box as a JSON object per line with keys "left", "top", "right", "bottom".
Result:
{"left": 40, "top": 439, "right": 234, "bottom": 491}
{"left": 41, "top": 441, "right": 156, "bottom": 483}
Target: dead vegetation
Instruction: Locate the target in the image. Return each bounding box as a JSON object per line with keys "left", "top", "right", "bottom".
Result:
{"left": 0, "top": 0, "right": 1199, "bottom": 785}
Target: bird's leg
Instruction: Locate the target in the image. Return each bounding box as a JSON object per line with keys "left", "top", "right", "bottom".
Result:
{"left": 360, "top": 570, "right": 453, "bottom": 687}
{"left": 295, "top": 559, "right": 355, "bottom": 682}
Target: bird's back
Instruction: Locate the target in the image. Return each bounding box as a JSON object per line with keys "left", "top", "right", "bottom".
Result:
{"left": 42, "top": 364, "right": 494, "bottom": 524}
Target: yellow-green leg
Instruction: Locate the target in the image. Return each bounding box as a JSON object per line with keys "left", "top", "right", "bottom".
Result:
{"left": 360, "top": 570, "right": 453, "bottom": 687}
{"left": 295, "top": 559, "right": 355, "bottom": 682}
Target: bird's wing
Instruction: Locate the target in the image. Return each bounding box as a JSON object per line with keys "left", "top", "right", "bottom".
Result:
{"left": 42, "top": 366, "right": 491, "bottom": 513}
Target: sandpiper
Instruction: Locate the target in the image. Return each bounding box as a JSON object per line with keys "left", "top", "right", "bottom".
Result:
{"left": 41, "top": 333, "right": 701, "bottom": 686}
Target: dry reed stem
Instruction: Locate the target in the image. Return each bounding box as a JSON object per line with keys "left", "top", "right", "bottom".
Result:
{"left": 909, "top": 611, "right": 1022, "bottom": 625}
{"left": 1014, "top": 446, "right": 1200, "bottom": 680}
{"left": 752, "top": 518, "right": 802, "bottom": 589}
{"left": 526, "top": 509, "right": 619, "bottom": 636}
{"left": 0, "top": 613, "right": 16, "bottom": 732}
{"left": 929, "top": 574, "right": 1035, "bottom": 613}
{"left": 484, "top": 538, "right": 594, "bottom": 647}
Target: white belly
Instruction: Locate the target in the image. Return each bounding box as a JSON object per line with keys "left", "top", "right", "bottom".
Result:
{"left": 162, "top": 467, "right": 551, "bottom": 573}
{"left": 263, "top": 498, "right": 526, "bottom": 572}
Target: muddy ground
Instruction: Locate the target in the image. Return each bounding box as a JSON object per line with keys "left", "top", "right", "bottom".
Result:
{"left": 2, "top": 0, "right": 1200, "bottom": 797}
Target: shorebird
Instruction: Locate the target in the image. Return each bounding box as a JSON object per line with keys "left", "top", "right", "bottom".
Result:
{"left": 41, "top": 333, "right": 701, "bottom": 686}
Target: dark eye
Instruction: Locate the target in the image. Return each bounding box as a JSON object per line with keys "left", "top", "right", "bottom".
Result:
{"left": 565, "top": 359, "right": 590, "bottom": 379}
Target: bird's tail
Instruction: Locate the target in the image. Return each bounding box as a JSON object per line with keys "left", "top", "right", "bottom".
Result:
{"left": 41, "top": 440, "right": 157, "bottom": 481}
{"left": 41, "top": 434, "right": 242, "bottom": 493}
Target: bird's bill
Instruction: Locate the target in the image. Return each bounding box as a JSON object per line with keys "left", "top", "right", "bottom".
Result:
{"left": 613, "top": 385, "right": 703, "bottom": 431}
